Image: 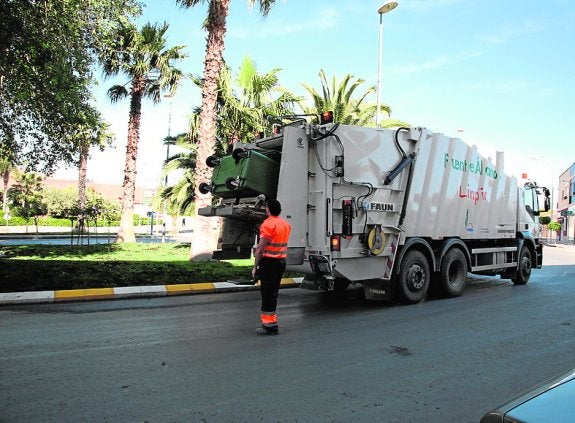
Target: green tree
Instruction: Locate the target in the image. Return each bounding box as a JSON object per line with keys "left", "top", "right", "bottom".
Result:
{"left": 44, "top": 187, "right": 78, "bottom": 218}
{"left": 74, "top": 119, "right": 114, "bottom": 232}
{"left": 301, "top": 69, "right": 408, "bottom": 128}
{"left": 101, "top": 20, "right": 186, "bottom": 243}
{"left": 7, "top": 171, "right": 47, "bottom": 233}
{"left": 547, "top": 221, "right": 561, "bottom": 244}
{"left": 548, "top": 221, "right": 561, "bottom": 232}
{"left": 175, "top": 0, "right": 280, "bottom": 260}
{"left": 0, "top": 156, "right": 15, "bottom": 217}
{"left": 0, "top": 0, "right": 140, "bottom": 175}
{"left": 44, "top": 186, "right": 120, "bottom": 228}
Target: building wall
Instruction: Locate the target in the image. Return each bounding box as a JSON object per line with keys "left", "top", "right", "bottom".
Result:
{"left": 44, "top": 179, "right": 132, "bottom": 202}
{"left": 557, "top": 163, "right": 575, "bottom": 241}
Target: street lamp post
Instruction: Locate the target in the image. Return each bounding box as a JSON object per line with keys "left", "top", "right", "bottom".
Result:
{"left": 161, "top": 94, "right": 174, "bottom": 243}
{"left": 375, "top": 1, "right": 398, "bottom": 127}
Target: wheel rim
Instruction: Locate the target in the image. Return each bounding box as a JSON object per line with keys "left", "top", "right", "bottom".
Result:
{"left": 407, "top": 264, "right": 425, "bottom": 291}
{"left": 521, "top": 255, "right": 532, "bottom": 277}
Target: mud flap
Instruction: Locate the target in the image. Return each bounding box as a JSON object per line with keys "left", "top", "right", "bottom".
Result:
{"left": 535, "top": 242, "right": 543, "bottom": 269}
{"left": 363, "top": 279, "right": 392, "bottom": 301}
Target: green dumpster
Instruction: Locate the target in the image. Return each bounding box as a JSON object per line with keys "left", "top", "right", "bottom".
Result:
{"left": 211, "top": 150, "right": 280, "bottom": 199}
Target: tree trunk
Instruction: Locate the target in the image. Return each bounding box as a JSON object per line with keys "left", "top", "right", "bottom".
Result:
{"left": 190, "top": 0, "right": 230, "bottom": 261}
{"left": 1, "top": 169, "right": 8, "bottom": 217}
{"left": 116, "top": 78, "right": 145, "bottom": 243}
{"left": 78, "top": 143, "right": 88, "bottom": 234}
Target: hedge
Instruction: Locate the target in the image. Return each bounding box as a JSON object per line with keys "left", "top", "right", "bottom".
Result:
{"left": 0, "top": 215, "right": 153, "bottom": 227}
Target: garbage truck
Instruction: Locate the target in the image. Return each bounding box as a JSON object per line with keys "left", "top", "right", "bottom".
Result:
{"left": 198, "top": 116, "right": 550, "bottom": 303}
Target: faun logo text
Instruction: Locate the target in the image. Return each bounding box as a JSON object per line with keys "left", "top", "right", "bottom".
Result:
{"left": 364, "top": 202, "right": 394, "bottom": 212}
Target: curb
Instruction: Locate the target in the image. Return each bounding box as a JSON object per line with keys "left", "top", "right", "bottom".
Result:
{"left": 0, "top": 277, "right": 303, "bottom": 305}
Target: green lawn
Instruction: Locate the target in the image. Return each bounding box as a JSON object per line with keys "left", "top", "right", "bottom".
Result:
{"left": 0, "top": 243, "right": 256, "bottom": 293}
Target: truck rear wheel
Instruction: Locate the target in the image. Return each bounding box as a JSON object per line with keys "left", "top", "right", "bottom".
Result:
{"left": 438, "top": 248, "right": 467, "bottom": 297}
{"left": 512, "top": 245, "right": 532, "bottom": 285}
{"left": 398, "top": 250, "right": 430, "bottom": 304}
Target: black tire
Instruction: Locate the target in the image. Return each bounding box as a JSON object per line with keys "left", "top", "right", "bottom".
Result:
{"left": 206, "top": 155, "right": 220, "bottom": 167}
{"left": 512, "top": 245, "right": 532, "bottom": 285}
{"left": 225, "top": 177, "right": 239, "bottom": 190}
{"left": 232, "top": 148, "right": 249, "bottom": 161}
{"left": 438, "top": 248, "right": 467, "bottom": 297}
{"left": 397, "top": 250, "right": 430, "bottom": 304}
{"left": 198, "top": 182, "right": 212, "bottom": 194}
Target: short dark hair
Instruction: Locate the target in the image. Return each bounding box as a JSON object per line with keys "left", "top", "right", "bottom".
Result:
{"left": 266, "top": 199, "right": 281, "bottom": 216}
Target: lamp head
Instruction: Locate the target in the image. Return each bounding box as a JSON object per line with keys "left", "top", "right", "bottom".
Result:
{"left": 378, "top": 1, "right": 398, "bottom": 14}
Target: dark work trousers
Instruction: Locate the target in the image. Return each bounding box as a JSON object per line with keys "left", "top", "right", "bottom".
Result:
{"left": 259, "top": 257, "right": 286, "bottom": 313}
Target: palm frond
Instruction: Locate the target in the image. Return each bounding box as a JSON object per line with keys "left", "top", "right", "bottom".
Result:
{"left": 107, "top": 85, "right": 129, "bottom": 103}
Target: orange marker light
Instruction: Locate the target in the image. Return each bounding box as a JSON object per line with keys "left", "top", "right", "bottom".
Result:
{"left": 330, "top": 234, "right": 341, "bottom": 251}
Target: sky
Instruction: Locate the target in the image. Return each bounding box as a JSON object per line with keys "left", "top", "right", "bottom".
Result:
{"left": 54, "top": 0, "right": 575, "bottom": 200}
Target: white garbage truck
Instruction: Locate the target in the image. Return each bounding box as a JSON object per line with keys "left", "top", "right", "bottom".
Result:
{"left": 198, "top": 116, "right": 550, "bottom": 303}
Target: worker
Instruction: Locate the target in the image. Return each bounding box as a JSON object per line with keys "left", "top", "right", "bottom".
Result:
{"left": 252, "top": 199, "right": 291, "bottom": 336}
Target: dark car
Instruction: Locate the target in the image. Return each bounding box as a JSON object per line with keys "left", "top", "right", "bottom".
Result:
{"left": 481, "top": 368, "right": 575, "bottom": 423}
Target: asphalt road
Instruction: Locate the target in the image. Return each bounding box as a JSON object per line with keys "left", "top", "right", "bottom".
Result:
{"left": 1, "top": 245, "right": 575, "bottom": 423}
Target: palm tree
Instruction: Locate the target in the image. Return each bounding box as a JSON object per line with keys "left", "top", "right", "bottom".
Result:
{"left": 175, "top": 0, "right": 279, "bottom": 260}
{"left": 8, "top": 171, "right": 47, "bottom": 233}
{"left": 209, "top": 56, "right": 300, "bottom": 151}
{"left": 102, "top": 20, "right": 186, "bottom": 242}
{"left": 156, "top": 132, "right": 197, "bottom": 216}
{"left": 159, "top": 57, "right": 298, "bottom": 217}
{"left": 302, "top": 69, "right": 408, "bottom": 128}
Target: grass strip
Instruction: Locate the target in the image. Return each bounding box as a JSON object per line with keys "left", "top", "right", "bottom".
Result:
{"left": 0, "top": 243, "right": 255, "bottom": 293}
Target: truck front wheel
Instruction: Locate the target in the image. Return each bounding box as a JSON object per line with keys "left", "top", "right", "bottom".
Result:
{"left": 398, "top": 250, "right": 430, "bottom": 304}
{"left": 438, "top": 248, "right": 467, "bottom": 297}
{"left": 512, "top": 245, "right": 532, "bottom": 285}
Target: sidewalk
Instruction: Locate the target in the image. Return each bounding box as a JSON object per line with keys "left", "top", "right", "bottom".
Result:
{"left": 542, "top": 239, "right": 575, "bottom": 250}
{"left": 0, "top": 277, "right": 303, "bottom": 306}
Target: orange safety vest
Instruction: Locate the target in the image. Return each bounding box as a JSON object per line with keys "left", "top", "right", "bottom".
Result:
{"left": 260, "top": 215, "right": 291, "bottom": 259}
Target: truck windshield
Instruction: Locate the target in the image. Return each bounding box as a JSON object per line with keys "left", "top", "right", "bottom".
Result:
{"left": 524, "top": 185, "right": 540, "bottom": 215}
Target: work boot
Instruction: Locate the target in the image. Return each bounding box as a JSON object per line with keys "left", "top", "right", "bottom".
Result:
{"left": 255, "top": 327, "right": 278, "bottom": 336}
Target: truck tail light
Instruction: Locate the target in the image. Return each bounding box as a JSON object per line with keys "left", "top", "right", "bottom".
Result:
{"left": 330, "top": 235, "right": 341, "bottom": 251}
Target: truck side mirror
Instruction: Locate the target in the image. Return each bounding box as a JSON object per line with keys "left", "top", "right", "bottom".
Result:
{"left": 544, "top": 196, "right": 551, "bottom": 212}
